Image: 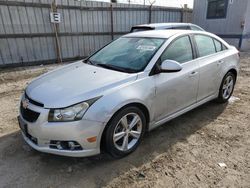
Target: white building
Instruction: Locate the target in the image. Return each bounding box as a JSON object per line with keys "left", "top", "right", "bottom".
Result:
{"left": 193, "top": 0, "right": 250, "bottom": 51}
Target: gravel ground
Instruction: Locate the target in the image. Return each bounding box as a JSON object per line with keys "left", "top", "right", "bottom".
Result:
{"left": 0, "top": 54, "right": 249, "bottom": 188}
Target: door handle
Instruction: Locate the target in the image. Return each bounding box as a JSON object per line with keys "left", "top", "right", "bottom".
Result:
{"left": 189, "top": 71, "right": 198, "bottom": 77}
{"left": 217, "top": 60, "right": 224, "bottom": 65}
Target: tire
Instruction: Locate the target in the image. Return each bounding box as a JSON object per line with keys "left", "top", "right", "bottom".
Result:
{"left": 216, "top": 71, "right": 236, "bottom": 103}
{"left": 104, "top": 106, "right": 146, "bottom": 158}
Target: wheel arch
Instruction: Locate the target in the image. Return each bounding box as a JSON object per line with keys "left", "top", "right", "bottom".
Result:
{"left": 100, "top": 102, "right": 150, "bottom": 152}
{"left": 228, "top": 68, "right": 237, "bottom": 79}
{"left": 216, "top": 68, "right": 237, "bottom": 103}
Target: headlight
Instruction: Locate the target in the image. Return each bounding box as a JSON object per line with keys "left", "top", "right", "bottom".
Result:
{"left": 48, "top": 97, "right": 101, "bottom": 122}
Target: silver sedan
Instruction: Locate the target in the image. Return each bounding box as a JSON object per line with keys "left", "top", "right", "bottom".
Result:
{"left": 18, "top": 30, "right": 239, "bottom": 158}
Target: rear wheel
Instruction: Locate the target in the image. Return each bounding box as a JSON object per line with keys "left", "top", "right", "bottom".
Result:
{"left": 217, "top": 72, "right": 236, "bottom": 103}
{"left": 104, "top": 106, "right": 146, "bottom": 158}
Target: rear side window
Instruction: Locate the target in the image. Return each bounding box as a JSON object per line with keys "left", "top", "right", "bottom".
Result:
{"left": 213, "top": 39, "right": 222, "bottom": 52}
{"left": 213, "top": 38, "right": 228, "bottom": 52}
{"left": 194, "top": 35, "right": 216, "bottom": 57}
{"left": 161, "top": 36, "right": 193, "bottom": 64}
{"left": 222, "top": 44, "right": 227, "bottom": 50}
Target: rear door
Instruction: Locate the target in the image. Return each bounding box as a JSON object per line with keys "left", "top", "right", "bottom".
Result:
{"left": 192, "top": 34, "right": 225, "bottom": 101}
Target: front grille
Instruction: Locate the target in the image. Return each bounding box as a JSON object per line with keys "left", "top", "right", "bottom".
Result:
{"left": 20, "top": 104, "right": 40, "bottom": 122}
{"left": 25, "top": 92, "right": 44, "bottom": 107}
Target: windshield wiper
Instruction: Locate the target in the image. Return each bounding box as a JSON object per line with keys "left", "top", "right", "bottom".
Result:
{"left": 96, "top": 63, "right": 137, "bottom": 73}
{"left": 83, "top": 59, "right": 93, "bottom": 65}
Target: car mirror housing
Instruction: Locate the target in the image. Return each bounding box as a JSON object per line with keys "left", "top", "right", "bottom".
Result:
{"left": 160, "top": 60, "right": 183, "bottom": 73}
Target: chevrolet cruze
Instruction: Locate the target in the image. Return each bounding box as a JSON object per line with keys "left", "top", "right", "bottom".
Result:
{"left": 18, "top": 30, "right": 239, "bottom": 158}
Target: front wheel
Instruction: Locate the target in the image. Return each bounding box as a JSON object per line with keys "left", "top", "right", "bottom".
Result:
{"left": 104, "top": 106, "right": 146, "bottom": 158}
{"left": 216, "top": 72, "right": 236, "bottom": 103}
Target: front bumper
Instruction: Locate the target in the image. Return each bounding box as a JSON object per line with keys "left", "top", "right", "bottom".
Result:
{"left": 19, "top": 98, "right": 105, "bottom": 157}
{"left": 21, "top": 132, "right": 100, "bottom": 157}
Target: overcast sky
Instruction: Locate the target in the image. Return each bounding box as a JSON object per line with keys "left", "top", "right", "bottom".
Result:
{"left": 91, "top": 0, "right": 194, "bottom": 8}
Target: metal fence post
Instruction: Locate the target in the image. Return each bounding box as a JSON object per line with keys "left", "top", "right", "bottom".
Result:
{"left": 51, "top": 0, "right": 62, "bottom": 63}
{"left": 110, "top": 3, "right": 114, "bottom": 40}
{"left": 148, "top": 5, "right": 152, "bottom": 24}
{"left": 181, "top": 8, "right": 184, "bottom": 22}
{"left": 0, "top": 1, "right": 193, "bottom": 67}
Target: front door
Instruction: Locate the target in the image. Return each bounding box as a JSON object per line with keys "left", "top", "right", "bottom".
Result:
{"left": 153, "top": 35, "right": 199, "bottom": 122}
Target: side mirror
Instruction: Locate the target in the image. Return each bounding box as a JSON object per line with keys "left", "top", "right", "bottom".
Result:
{"left": 160, "top": 60, "right": 183, "bottom": 73}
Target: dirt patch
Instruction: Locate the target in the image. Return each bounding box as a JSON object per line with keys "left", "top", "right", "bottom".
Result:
{"left": 0, "top": 54, "right": 249, "bottom": 188}
{"left": 0, "top": 64, "right": 64, "bottom": 136}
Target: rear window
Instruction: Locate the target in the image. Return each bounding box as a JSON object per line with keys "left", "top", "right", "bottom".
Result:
{"left": 190, "top": 25, "right": 203, "bottom": 31}
{"left": 194, "top": 35, "right": 216, "bottom": 57}
{"left": 130, "top": 27, "right": 153, "bottom": 33}
{"left": 171, "top": 26, "right": 190, "bottom": 30}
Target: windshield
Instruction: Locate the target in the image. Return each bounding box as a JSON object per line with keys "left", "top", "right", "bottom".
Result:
{"left": 88, "top": 37, "right": 165, "bottom": 73}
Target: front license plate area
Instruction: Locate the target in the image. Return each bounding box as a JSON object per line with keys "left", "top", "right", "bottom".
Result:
{"left": 18, "top": 116, "right": 28, "bottom": 136}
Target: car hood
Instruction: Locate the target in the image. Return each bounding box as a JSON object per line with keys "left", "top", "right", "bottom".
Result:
{"left": 26, "top": 61, "right": 137, "bottom": 108}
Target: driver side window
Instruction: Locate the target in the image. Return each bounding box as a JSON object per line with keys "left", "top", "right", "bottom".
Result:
{"left": 160, "top": 36, "right": 193, "bottom": 64}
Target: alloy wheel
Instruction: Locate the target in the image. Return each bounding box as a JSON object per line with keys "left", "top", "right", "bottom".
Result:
{"left": 113, "top": 113, "right": 142, "bottom": 151}
{"left": 222, "top": 75, "right": 234, "bottom": 99}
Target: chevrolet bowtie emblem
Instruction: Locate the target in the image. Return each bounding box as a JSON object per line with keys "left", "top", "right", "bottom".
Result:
{"left": 22, "top": 99, "right": 29, "bottom": 109}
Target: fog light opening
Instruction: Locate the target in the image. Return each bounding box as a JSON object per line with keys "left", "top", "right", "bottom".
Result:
{"left": 68, "top": 141, "right": 76, "bottom": 150}
{"left": 50, "top": 140, "right": 83, "bottom": 151}
{"left": 56, "top": 141, "right": 63, "bottom": 150}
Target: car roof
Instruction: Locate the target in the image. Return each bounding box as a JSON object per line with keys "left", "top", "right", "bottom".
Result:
{"left": 123, "top": 29, "right": 229, "bottom": 48}
{"left": 124, "top": 29, "right": 201, "bottom": 39}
